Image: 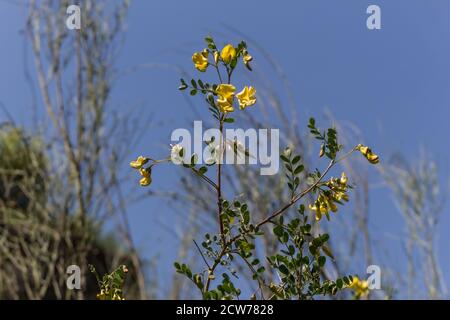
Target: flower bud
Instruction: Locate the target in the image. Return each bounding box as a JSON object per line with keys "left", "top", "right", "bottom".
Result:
{"left": 319, "top": 144, "right": 325, "bottom": 157}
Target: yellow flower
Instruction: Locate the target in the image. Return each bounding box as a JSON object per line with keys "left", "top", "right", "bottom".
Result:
{"left": 349, "top": 276, "right": 370, "bottom": 299}
{"left": 236, "top": 86, "right": 257, "bottom": 110}
{"left": 309, "top": 203, "right": 326, "bottom": 221}
{"left": 310, "top": 187, "right": 347, "bottom": 221}
{"left": 242, "top": 50, "right": 253, "bottom": 70}
{"left": 214, "top": 51, "right": 219, "bottom": 65}
{"left": 220, "top": 44, "right": 236, "bottom": 64}
{"left": 130, "top": 156, "right": 149, "bottom": 169}
{"left": 340, "top": 172, "right": 348, "bottom": 185}
{"left": 96, "top": 290, "right": 106, "bottom": 300}
{"left": 192, "top": 49, "right": 209, "bottom": 72}
{"left": 139, "top": 168, "right": 152, "bottom": 187}
{"left": 327, "top": 174, "right": 350, "bottom": 203}
{"left": 216, "top": 84, "right": 236, "bottom": 113}
{"left": 327, "top": 198, "right": 338, "bottom": 212}
{"left": 217, "top": 97, "right": 234, "bottom": 113}
{"left": 216, "top": 84, "right": 236, "bottom": 99}
{"left": 309, "top": 195, "right": 330, "bottom": 221}
{"left": 366, "top": 153, "right": 379, "bottom": 164}
{"left": 112, "top": 293, "right": 125, "bottom": 300}
{"left": 319, "top": 144, "right": 325, "bottom": 157}
{"left": 357, "top": 144, "right": 379, "bottom": 164}
{"left": 333, "top": 191, "right": 349, "bottom": 202}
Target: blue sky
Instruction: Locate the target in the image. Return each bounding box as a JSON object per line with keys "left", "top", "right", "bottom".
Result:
{"left": 1, "top": 0, "right": 450, "bottom": 298}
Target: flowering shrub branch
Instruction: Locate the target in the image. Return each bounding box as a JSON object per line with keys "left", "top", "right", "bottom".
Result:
{"left": 89, "top": 265, "right": 128, "bottom": 300}
{"left": 128, "top": 36, "right": 379, "bottom": 300}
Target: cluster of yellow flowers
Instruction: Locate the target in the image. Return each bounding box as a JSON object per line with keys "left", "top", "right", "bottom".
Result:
{"left": 93, "top": 265, "right": 128, "bottom": 300}
{"left": 309, "top": 143, "right": 379, "bottom": 221}
{"left": 130, "top": 156, "right": 152, "bottom": 186}
{"left": 192, "top": 43, "right": 252, "bottom": 72}
{"left": 348, "top": 276, "right": 370, "bottom": 299}
{"left": 357, "top": 144, "right": 379, "bottom": 164}
{"left": 96, "top": 289, "right": 125, "bottom": 300}
{"left": 192, "top": 43, "right": 256, "bottom": 114}
{"left": 215, "top": 83, "right": 256, "bottom": 113}
{"left": 309, "top": 172, "right": 350, "bottom": 221}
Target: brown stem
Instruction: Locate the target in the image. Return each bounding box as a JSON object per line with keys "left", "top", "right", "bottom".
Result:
{"left": 204, "top": 246, "right": 228, "bottom": 293}
{"left": 256, "top": 159, "right": 335, "bottom": 228}
{"left": 217, "top": 117, "right": 225, "bottom": 243}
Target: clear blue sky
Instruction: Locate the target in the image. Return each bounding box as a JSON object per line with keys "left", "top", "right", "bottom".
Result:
{"left": 1, "top": 0, "right": 450, "bottom": 298}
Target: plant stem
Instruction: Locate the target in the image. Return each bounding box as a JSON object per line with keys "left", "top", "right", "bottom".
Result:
{"left": 190, "top": 167, "right": 218, "bottom": 190}
{"left": 193, "top": 240, "right": 211, "bottom": 269}
{"left": 214, "top": 64, "right": 223, "bottom": 84}
{"left": 204, "top": 246, "right": 228, "bottom": 293}
{"left": 217, "top": 116, "right": 225, "bottom": 243}
{"left": 256, "top": 159, "right": 335, "bottom": 227}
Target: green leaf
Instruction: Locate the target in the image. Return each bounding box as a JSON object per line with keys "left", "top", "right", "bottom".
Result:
{"left": 273, "top": 225, "right": 283, "bottom": 237}
{"left": 301, "top": 224, "right": 311, "bottom": 234}
{"left": 320, "top": 234, "right": 330, "bottom": 243}
{"left": 288, "top": 245, "right": 295, "bottom": 256}
{"left": 280, "top": 155, "right": 290, "bottom": 163}
{"left": 298, "top": 204, "right": 305, "bottom": 214}
{"left": 230, "top": 57, "right": 238, "bottom": 69}
{"left": 281, "top": 232, "right": 289, "bottom": 243}
{"left": 243, "top": 211, "right": 250, "bottom": 225}
{"left": 278, "top": 264, "right": 289, "bottom": 275}
{"left": 309, "top": 244, "right": 317, "bottom": 255}
{"left": 190, "top": 154, "right": 198, "bottom": 166}
{"left": 318, "top": 256, "right": 326, "bottom": 267}
{"left": 294, "top": 165, "right": 304, "bottom": 175}
{"left": 224, "top": 118, "right": 235, "bottom": 123}
{"left": 322, "top": 245, "right": 335, "bottom": 260}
